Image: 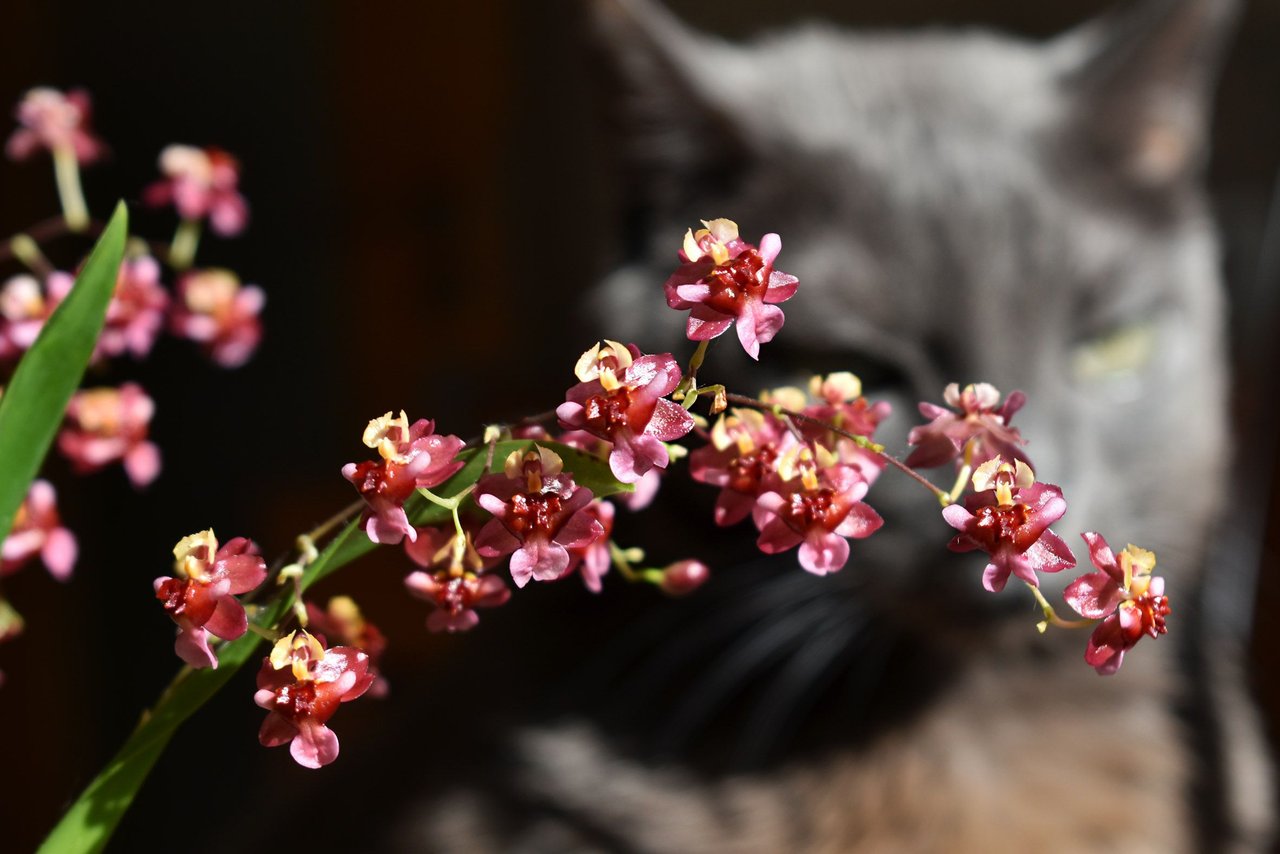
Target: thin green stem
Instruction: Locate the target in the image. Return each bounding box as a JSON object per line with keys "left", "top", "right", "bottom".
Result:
{"left": 52, "top": 147, "right": 89, "bottom": 232}
{"left": 1026, "top": 582, "right": 1093, "bottom": 631}
{"left": 168, "top": 219, "right": 202, "bottom": 271}
{"left": 305, "top": 498, "right": 365, "bottom": 545}
{"left": 8, "top": 234, "right": 53, "bottom": 276}
{"left": 674, "top": 339, "right": 712, "bottom": 401}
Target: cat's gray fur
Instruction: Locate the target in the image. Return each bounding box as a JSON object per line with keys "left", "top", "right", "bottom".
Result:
{"left": 409, "top": 0, "right": 1275, "bottom": 849}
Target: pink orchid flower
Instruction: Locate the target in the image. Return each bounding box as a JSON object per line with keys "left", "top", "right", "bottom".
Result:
{"left": 663, "top": 218, "right": 799, "bottom": 360}
{"left": 170, "top": 268, "right": 265, "bottom": 368}
{"left": 0, "top": 275, "right": 54, "bottom": 362}
{"left": 5, "top": 87, "right": 104, "bottom": 164}
{"left": 342, "top": 412, "right": 466, "bottom": 545}
{"left": 907, "top": 382, "right": 1028, "bottom": 469}
{"left": 154, "top": 530, "right": 267, "bottom": 669}
{"left": 0, "top": 480, "right": 76, "bottom": 581}
{"left": 58, "top": 383, "right": 161, "bottom": 487}
{"left": 1064, "top": 533, "right": 1169, "bottom": 675}
{"left": 144, "top": 144, "right": 249, "bottom": 236}
{"left": 255, "top": 630, "right": 374, "bottom": 768}
{"left": 556, "top": 341, "right": 693, "bottom": 484}
{"left": 942, "top": 457, "right": 1075, "bottom": 592}
{"left": 474, "top": 446, "right": 605, "bottom": 588}
{"left": 754, "top": 447, "right": 883, "bottom": 576}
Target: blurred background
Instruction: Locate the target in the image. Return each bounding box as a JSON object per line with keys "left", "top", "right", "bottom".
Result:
{"left": 0, "top": 1, "right": 1277, "bottom": 850}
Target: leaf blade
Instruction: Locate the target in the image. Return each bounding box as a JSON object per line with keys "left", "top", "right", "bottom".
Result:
{"left": 0, "top": 202, "right": 128, "bottom": 547}
{"left": 39, "top": 435, "right": 627, "bottom": 852}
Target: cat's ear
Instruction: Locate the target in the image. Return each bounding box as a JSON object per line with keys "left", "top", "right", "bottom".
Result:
{"left": 1049, "top": 0, "right": 1241, "bottom": 188}
{"left": 585, "top": 0, "right": 754, "bottom": 204}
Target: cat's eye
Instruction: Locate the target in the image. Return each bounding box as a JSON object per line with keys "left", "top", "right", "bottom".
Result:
{"left": 1070, "top": 321, "right": 1156, "bottom": 383}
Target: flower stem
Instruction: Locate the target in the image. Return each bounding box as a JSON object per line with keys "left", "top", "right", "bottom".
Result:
{"left": 675, "top": 339, "right": 712, "bottom": 401}
{"left": 1026, "top": 582, "right": 1093, "bottom": 631}
{"left": 168, "top": 218, "right": 202, "bottom": 271}
{"left": 305, "top": 498, "right": 365, "bottom": 545}
{"left": 52, "top": 146, "right": 89, "bottom": 232}
{"left": 608, "top": 541, "right": 650, "bottom": 583}
{"left": 7, "top": 234, "right": 53, "bottom": 277}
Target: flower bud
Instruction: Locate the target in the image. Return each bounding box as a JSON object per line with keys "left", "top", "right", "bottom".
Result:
{"left": 659, "top": 560, "right": 710, "bottom": 596}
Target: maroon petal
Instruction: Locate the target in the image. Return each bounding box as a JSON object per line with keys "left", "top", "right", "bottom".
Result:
{"left": 714, "top": 490, "right": 756, "bottom": 527}
{"left": 1081, "top": 532, "right": 1122, "bottom": 583}
{"left": 555, "top": 509, "right": 606, "bottom": 551}
{"left": 474, "top": 518, "right": 519, "bottom": 559}
{"left": 1064, "top": 571, "right": 1123, "bottom": 620}
{"left": 686, "top": 306, "right": 733, "bottom": 341}
{"left": 258, "top": 710, "right": 297, "bottom": 747}
{"left": 1024, "top": 530, "right": 1076, "bottom": 574}
{"left": 427, "top": 608, "right": 479, "bottom": 633}
{"left": 647, "top": 398, "right": 694, "bottom": 442}
{"left": 764, "top": 270, "right": 799, "bottom": 303}
{"left": 219, "top": 553, "right": 267, "bottom": 594}
{"left": 204, "top": 594, "right": 248, "bottom": 641}
{"left": 756, "top": 516, "right": 804, "bottom": 555}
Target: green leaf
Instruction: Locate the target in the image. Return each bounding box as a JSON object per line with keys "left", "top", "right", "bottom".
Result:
{"left": 39, "top": 437, "right": 627, "bottom": 853}
{"left": 0, "top": 202, "right": 127, "bottom": 549}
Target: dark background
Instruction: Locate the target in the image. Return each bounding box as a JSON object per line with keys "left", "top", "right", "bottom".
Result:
{"left": 0, "top": 1, "right": 1277, "bottom": 851}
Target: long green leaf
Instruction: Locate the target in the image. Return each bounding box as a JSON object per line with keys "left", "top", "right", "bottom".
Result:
{"left": 0, "top": 202, "right": 127, "bottom": 548}
{"left": 39, "top": 438, "right": 627, "bottom": 853}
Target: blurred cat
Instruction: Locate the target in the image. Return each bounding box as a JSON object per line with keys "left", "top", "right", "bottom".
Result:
{"left": 410, "top": 0, "right": 1275, "bottom": 850}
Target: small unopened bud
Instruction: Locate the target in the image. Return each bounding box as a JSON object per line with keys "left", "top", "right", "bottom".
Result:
{"left": 659, "top": 560, "right": 710, "bottom": 596}
{"left": 0, "top": 599, "right": 25, "bottom": 642}
{"left": 710, "top": 386, "right": 728, "bottom": 415}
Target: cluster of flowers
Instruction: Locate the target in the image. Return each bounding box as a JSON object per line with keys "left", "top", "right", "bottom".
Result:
{"left": 0, "top": 87, "right": 265, "bottom": 681}
{"left": 144, "top": 217, "right": 1169, "bottom": 770}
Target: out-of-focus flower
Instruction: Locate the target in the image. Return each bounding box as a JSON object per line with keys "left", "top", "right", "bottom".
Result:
{"left": 556, "top": 341, "right": 693, "bottom": 484}
{"left": 404, "top": 524, "right": 509, "bottom": 633}
{"left": 5, "top": 87, "right": 104, "bottom": 164}
{"left": 255, "top": 630, "right": 373, "bottom": 768}
{"left": 58, "top": 383, "right": 161, "bottom": 487}
{"left": 475, "top": 446, "right": 605, "bottom": 587}
{"left": 942, "top": 457, "right": 1075, "bottom": 592}
{"left": 761, "top": 375, "right": 889, "bottom": 483}
{"left": 405, "top": 568, "right": 510, "bottom": 634}
{"left": 551, "top": 426, "right": 665, "bottom": 511}
{"left": 0, "top": 480, "right": 76, "bottom": 581}
{"left": 154, "top": 530, "right": 267, "bottom": 669}
{"left": 689, "top": 408, "right": 786, "bottom": 526}
{"left": 0, "top": 274, "right": 54, "bottom": 362}
{"left": 1064, "top": 533, "right": 1169, "bottom": 675}
{"left": 906, "top": 382, "right": 1028, "bottom": 470}
{"left": 170, "top": 269, "right": 264, "bottom": 368}
{"left": 44, "top": 255, "right": 170, "bottom": 364}
{"left": 144, "top": 145, "right": 248, "bottom": 236}
{"left": 663, "top": 219, "right": 799, "bottom": 360}
{"left": 342, "top": 412, "right": 466, "bottom": 545}
{"left": 305, "top": 596, "right": 388, "bottom": 697}
{"left": 564, "top": 499, "right": 614, "bottom": 592}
